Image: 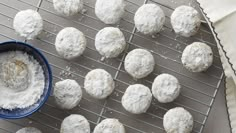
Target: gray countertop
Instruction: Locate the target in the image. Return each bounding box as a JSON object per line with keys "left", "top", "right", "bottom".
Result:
{"left": 204, "top": 79, "right": 231, "bottom": 133}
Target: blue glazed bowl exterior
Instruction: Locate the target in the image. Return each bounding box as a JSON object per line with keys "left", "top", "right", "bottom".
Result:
{"left": 0, "top": 41, "right": 52, "bottom": 119}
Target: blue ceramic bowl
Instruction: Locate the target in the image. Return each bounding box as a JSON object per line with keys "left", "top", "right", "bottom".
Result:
{"left": 0, "top": 41, "right": 52, "bottom": 119}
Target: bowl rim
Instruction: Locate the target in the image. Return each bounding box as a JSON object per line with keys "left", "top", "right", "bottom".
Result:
{"left": 0, "top": 40, "right": 52, "bottom": 119}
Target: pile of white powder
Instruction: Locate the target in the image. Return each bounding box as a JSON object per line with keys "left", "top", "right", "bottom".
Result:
{"left": 0, "top": 51, "right": 45, "bottom": 110}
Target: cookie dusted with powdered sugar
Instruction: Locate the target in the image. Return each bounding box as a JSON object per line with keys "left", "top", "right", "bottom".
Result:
{"left": 122, "top": 84, "right": 152, "bottom": 114}
{"left": 16, "top": 127, "right": 42, "bottom": 133}
{"left": 95, "top": 0, "right": 125, "bottom": 24}
{"left": 53, "top": 79, "right": 82, "bottom": 109}
{"left": 163, "top": 107, "right": 193, "bottom": 133}
{"left": 60, "top": 114, "right": 90, "bottom": 133}
{"left": 84, "top": 69, "right": 115, "bottom": 99}
{"left": 181, "top": 42, "right": 213, "bottom": 72}
{"left": 94, "top": 118, "right": 125, "bottom": 133}
{"left": 171, "top": 6, "right": 201, "bottom": 37}
{"left": 124, "top": 49, "right": 155, "bottom": 79}
{"left": 95, "top": 27, "right": 126, "bottom": 58}
{"left": 134, "top": 4, "right": 165, "bottom": 35}
{"left": 13, "top": 9, "right": 43, "bottom": 40}
{"left": 152, "top": 73, "right": 181, "bottom": 103}
{"left": 53, "top": 0, "right": 83, "bottom": 16}
{"left": 55, "top": 27, "right": 87, "bottom": 60}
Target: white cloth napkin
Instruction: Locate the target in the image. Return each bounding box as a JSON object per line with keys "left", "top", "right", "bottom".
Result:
{"left": 197, "top": 0, "right": 236, "bottom": 82}
{"left": 197, "top": 0, "right": 236, "bottom": 132}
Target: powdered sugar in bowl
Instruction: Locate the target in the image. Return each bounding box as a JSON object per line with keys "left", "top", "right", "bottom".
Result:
{"left": 0, "top": 41, "right": 52, "bottom": 119}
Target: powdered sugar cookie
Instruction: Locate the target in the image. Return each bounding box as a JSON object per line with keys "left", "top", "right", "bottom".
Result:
{"left": 134, "top": 4, "right": 165, "bottom": 34}
{"left": 60, "top": 114, "right": 90, "bottom": 133}
{"left": 84, "top": 69, "right": 115, "bottom": 99}
{"left": 181, "top": 42, "right": 213, "bottom": 72}
{"left": 122, "top": 84, "right": 152, "bottom": 114}
{"left": 95, "top": 27, "right": 126, "bottom": 58}
{"left": 152, "top": 74, "right": 181, "bottom": 103}
{"left": 163, "top": 107, "right": 193, "bottom": 133}
{"left": 171, "top": 6, "right": 201, "bottom": 37}
{"left": 95, "top": 0, "right": 125, "bottom": 24}
{"left": 55, "top": 27, "right": 87, "bottom": 60}
{"left": 16, "top": 127, "right": 42, "bottom": 133}
{"left": 53, "top": 79, "right": 82, "bottom": 109}
{"left": 13, "top": 9, "right": 43, "bottom": 40}
{"left": 53, "top": 0, "right": 83, "bottom": 16}
{"left": 124, "top": 49, "right": 155, "bottom": 79}
{"left": 94, "top": 118, "right": 125, "bottom": 133}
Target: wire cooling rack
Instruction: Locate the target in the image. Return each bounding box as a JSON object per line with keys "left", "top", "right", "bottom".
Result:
{"left": 0, "top": 0, "right": 224, "bottom": 132}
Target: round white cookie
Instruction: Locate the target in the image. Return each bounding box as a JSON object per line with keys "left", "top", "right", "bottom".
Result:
{"left": 134, "top": 4, "right": 165, "bottom": 34}
{"left": 181, "top": 42, "right": 213, "bottom": 72}
{"left": 95, "top": 27, "right": 126, "bottom": 58}
{"left": 171, "top": 6, "right": 201, "bottom": 37}
{"left": 55, "top": 27, "right": 87, "bottom": 60}
{"left": 13, "top": 9, "right": 43, "bottom": 40}
{"left": 53, "top": 0, "right": 83, "bottom": 16}
{"left": 152, "top": 74, "right": 181, "bottom": 103}
{"left": 53, "top": 79, "right": 82, "bottom": 109}
{"left": 94, "top": 118, "right": 125, "bottom": 133}
{"left": 84, "top": 69, "right": 115, "bottom": 99}
{"left": 122, "top": 84, "right": 152, "bottom": 114}
{"left": 16, "top": 127, "right": 42, "bottom": 133}
{"left": 163, "top": 107, "right": 193, "bottom": 133}
{"left": 60, "top": 114, "right": 90, "bottom": 133}
{"left": 124, "top": 49, "right": 155, "bottom": 79}
{"left": 95, "top": 0, "right": 125, "bottom": 24}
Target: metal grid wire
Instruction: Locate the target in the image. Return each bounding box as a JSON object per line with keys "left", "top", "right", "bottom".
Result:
{"left": 0, "top": 0, "right": 224, "bottom": 132}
